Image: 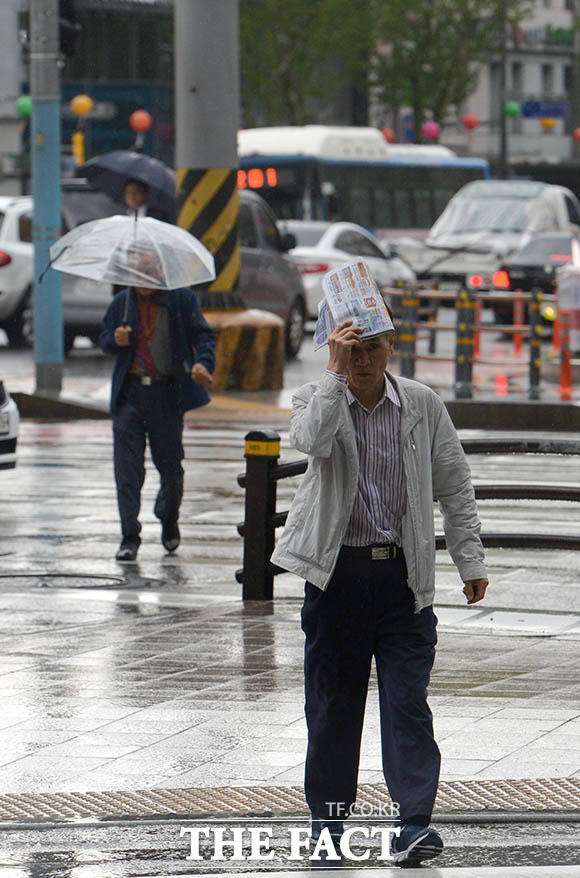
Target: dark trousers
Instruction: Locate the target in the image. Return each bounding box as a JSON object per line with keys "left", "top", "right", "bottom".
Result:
{"left": 112, "top": 379, "right": 184, "bottom": 539}
{"left": 301, "top": 546, "right": 440, "bottom": 824}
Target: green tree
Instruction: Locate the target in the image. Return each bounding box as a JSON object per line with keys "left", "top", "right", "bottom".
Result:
{"left": 372, "top": 0, "right": 534, "bottom": 140}
{"left": 239, "top": 0, "right": 373, "bottom": 126}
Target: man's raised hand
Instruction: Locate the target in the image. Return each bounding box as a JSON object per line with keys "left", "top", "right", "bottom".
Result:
{"left": 328, "top": 320, "right": 364, "bottom": 375}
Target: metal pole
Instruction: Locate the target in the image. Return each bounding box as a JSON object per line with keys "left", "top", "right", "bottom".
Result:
{"left": 572, "top": 0, "right": 580, "bottom": 158}
{"left": 528, "top": 288, "right": 542, "bottom": 400}
{"left": 240, "top": 430, "right": 281, "bottom": 601}
{"left": 174, "top": 0, "right": 284, "bottom": 391}
{"left": 498, "top": 0, "right": 508, "bottom": 179}
{"left": 174, "top": 0, "right": 241, "bottom": 306}
{"left": 30, "top": 0, "right": 63, "bottom": 394}
{"left": 455, "top": 288, "right": 474, "bottom": 399}
{"left": 399, "top": 289, "right": 418, "bottom": 379}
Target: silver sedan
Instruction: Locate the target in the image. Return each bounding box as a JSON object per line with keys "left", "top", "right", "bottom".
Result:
{"left": 278, "top": 220, "right": 416, "bottom": 320}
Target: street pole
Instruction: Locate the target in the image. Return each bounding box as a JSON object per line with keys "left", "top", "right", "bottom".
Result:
{"left": 572, "top": 0, "right": 580, "bottom": 157}
{"left": 175, "top": 0, "right": 241, "bottom": 304}
{"left": 174, "top": 0, "right": 284, "bottom": 391}
{"left": 498, "top": 0, "right": 508, "bottom": 179}
{"left": 30, "top": 0, "right": 63, "bottom": 394}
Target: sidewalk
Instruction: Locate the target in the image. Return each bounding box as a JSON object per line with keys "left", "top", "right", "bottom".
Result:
{"left": 0, "top": 420, "right": 579, "bottom": 819}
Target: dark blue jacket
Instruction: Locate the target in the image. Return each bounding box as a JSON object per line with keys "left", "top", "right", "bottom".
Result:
{"left": 99, "top": 287, "right": 216, "bottom": 414}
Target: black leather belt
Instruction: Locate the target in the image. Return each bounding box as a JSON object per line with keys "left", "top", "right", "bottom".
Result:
{"left": 129, "top": 374, "right": 171, "bottom": 386}
{"left": 341, "top": 543, "right": 400, "bottom": 561}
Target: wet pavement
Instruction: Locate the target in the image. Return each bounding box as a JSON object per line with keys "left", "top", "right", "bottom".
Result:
{"left": 1, "top": 818, "right": 580, "bottom": 875}
{"left": 1, "top": 324, "right": 580, "bottom": 874}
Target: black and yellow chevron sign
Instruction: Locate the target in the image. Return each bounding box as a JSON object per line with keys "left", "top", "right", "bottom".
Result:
{"left": 176, "top": 167, "right": 240, "bottom": 295}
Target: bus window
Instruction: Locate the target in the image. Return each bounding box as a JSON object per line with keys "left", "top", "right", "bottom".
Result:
{"left": 434, "top": 188, "right": 455, "bottom": 219}
{"left": 374, "top": 190, "right": 394, "bottom": 228}
{"left": 414, "top": 189, "right": 434, "bottom": 228}
{"left": 349, "top": 187, "right": 372, "bottom": 227}
{"left": 393, "top": 190, "right": 413, "bottom": 227}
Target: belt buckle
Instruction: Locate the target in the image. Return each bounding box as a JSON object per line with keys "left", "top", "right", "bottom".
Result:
{"left": 372, "top": 546, "right": 391, "bottom": 561}
{"left": 141, "top": 376, "right": 153, "bottom": 386}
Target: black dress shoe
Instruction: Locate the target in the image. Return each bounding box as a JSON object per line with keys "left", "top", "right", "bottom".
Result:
{"left": 115, "top": 537, "right": 140, "bottom": 562}
{"left": 162, "top": 521, "right": 180, "bottom": 552}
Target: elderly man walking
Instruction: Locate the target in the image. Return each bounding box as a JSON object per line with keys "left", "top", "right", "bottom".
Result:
{"left": 271, "top": 317, "right": 488, "bottom": 867}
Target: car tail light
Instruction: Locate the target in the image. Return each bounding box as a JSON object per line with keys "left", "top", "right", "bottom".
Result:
{"left": 550, "top": 253, "right": 572, "bottom": 262}
{"left": 468, "top": 274, "right": 484, "bottom": 288}
{"left": 492, "top": 270, "right": 510, "bottom": 288}
{"left": 297, "top": 262, "right": 330, "bottom": 275}
{"left": 0, "top": 251, "right": 12, "bottom": 268}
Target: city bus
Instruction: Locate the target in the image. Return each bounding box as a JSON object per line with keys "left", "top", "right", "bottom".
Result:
{"left": 237, "top": 126, "right": 490, "bottom": 239}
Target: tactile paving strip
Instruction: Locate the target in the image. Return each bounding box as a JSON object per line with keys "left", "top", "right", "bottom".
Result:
{"left": 0, "top": 778, "right": 579, "bottom": 823}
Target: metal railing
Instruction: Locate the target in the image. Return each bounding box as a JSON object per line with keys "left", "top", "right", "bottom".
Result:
{"left": 386, "top": 285, "right": 545, "bottom": 400}
{"left": 236, "top": 431, "right": 580, "bottom": 600}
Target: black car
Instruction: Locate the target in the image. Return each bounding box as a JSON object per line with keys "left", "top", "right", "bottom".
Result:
{"left": 490, "top": 233, "right": 572, "bottom": 324}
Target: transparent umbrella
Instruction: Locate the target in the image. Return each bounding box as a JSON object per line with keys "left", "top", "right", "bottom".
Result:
{"left": 49, "top": 215, "right": 215, "bottom": 290}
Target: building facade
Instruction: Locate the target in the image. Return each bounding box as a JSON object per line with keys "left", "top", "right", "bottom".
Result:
{"left": 440, "top": 1, "right": 576, "bottom": 164}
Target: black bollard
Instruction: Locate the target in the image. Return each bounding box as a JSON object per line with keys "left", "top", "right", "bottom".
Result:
{"left": 239, "top": 429, "right": 280, "bottom": 600}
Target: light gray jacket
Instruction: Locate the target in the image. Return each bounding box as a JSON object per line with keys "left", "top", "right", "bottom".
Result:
{"left": 271, "top": 371, "right": 487, "bottom": 611}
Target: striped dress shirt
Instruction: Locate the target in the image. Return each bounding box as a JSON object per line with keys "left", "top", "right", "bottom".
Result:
{"left": 327, "top": 371, "right": 406, "bottom": 546}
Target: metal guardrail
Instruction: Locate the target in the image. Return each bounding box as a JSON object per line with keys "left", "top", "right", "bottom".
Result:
{"left": 236, "top": 430, "right": 580, "bottom": 600}
{"left": 385, "top": 284, "right": 545, "bottom": 400}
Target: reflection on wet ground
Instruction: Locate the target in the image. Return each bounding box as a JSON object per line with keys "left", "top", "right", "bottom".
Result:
{"left": 0, "top": 420, "right": 579, "bottom": 874}
{"left": 1, "top": 819, "right": 580, "bottom": 875}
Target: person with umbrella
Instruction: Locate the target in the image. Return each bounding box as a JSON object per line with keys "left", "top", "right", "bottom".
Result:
{"left": 124, "top": 178, "right": 176, "bottom": 224}
{"left": 49, "top": 214, "right": 217, "bottom": 562}
{"left": 99, "top": 243, "right": 215, "bottom": 562}
{"left": 78, "top": 150, "right": 177, "bottom": 223}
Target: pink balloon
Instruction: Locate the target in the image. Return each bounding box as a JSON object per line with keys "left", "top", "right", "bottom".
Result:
{"left": 421, "top": 120, "right": 440, "bottom": 141}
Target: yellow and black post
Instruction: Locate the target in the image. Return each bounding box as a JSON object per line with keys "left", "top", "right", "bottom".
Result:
{"left": 238, "top": 430, "right": 281, "bottom": 600}
{"left": 174, "top": 0, "right": 284, "bottom": 391}
{"left": 529, "top": 288, "right": 543, "bottom": 400}
{"left": 455, "top": 288, "right": 475, "bottom": 399}
{"left": 399, "top": 288, "right": 418, "bottom": 379}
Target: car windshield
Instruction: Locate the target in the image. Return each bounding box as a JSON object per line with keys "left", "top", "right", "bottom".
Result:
{"left": 284, "top": 224, "right": 328, "bottom": 247}
{"left": 430, "top": 196, "right": 559, "bottom": 238}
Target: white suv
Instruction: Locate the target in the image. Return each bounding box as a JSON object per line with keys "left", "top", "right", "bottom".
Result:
{"left": 0, "top": 186, "right": 118, "bottom": 352}
{"left": 398, "top": 179, "right": 580, "bottom": 290}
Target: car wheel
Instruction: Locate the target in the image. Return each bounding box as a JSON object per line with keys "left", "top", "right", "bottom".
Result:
{"left": 285, "top": 297, "right": 305, "bottom": 359}
{"left": 3, "top": 288, "right": 31, "bottom": 347}
{"left": 64, "top": 330, "right": 76, "bottom": 355}
{"left": 20, "top": 287, "right": 34, "bottom": 347}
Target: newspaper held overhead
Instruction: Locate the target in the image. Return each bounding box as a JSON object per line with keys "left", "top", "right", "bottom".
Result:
{"left": 314, "top": 258, "right": 395, "bottom": 350}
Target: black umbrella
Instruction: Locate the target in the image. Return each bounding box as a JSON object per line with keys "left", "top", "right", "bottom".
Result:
{"left": 77, "top": 150, "right": 176, "bottom": 217}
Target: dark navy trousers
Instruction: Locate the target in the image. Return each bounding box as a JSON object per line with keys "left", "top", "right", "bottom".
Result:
{"left": 301, "top": 546, "right": 440, "bottom": 824}
{"left": 112, "top": 378, "right": 184, "bottom": 539}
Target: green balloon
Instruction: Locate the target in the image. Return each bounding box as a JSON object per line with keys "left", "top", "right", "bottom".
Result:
{"left": 504, "top": 100, "right": 520, "bottom": 118}
{"left": 15, "top": 95, "right": 32, "bottom": 118}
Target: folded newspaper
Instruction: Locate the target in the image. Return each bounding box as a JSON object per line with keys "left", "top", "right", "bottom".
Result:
{"left": 314, "top": 258, "right": 395, "bottom": 350}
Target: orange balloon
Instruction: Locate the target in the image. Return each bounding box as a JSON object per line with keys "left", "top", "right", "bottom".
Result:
{"left": 130, "top": 110, "right": 153, "bottom": 133}
{"left": 574, "top": 127, "right": 580, "bottom": 143}
{"left": 70, "top": 94, "right": 93, "bottom": 116}
{"left": 540, "top": 117, "right": 555, "bottom": 131}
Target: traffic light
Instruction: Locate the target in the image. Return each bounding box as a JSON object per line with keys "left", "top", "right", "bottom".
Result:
{"left": 59, "top": 0, "right": 81, "bottom": 58}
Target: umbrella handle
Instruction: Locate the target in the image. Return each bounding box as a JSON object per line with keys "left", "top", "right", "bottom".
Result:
{"left": 122, "top": 288, "right": 130, "bottom": 325}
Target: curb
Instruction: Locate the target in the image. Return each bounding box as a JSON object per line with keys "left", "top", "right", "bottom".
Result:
{"left": 12, "top": 390, "right": 580, "bottom": 431}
